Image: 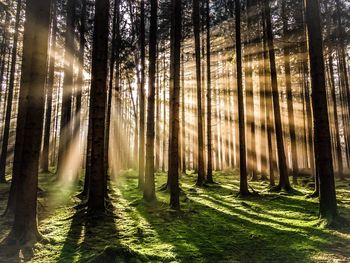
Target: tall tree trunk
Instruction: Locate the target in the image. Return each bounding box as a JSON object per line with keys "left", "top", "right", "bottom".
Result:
{"left": 328, "top": 54, "right": 344, "bottom": 179}
{"left": 6, "top": 0, "right": 51, "bottom": 244}
{"left": 206, "top": 0, "right": 213, "bottom": 183}
{"left": 282, "top": 0, "right": 298, "bottom": 184}
{"left": 236, "top": 0, "right": 249, "bottom": 195}
{"left": 138, "top": 0, "right": 146, "bottom": 189}
{"left": 168, "top": 0, "right": 182, "bottom": 210}
{"left": 181, "top": 51, "right": 186, "bottom": 174}
{"left": 41, "top": 0, "right": 58, "bottom": 173}
{"left": 192, "top": 0, "right": 205, "bottom": 186}
{"left": 105, "top": 0, "right": 119, "bottom": 180}
{"left": 87, "top": 0, "right": 110, "bottom": 212}
{"left": 264, "top": 0, "right": 290, "bottom": 191}
{"left": 74, "top": 0, "right": 87, "bottom": 171}
{"left": 245, "top": 0, "right": 257, "bottom": 181}
{"left": 0, "top": 0, "right": 22, "bottom": 182}
{"left": 305, "top": 0, "right": 337, "bottom": 223}
{"left": 144, "top": 0, "right": 158, "bottom": 202}
{"left": 57, "top": 0, "right": 76, "bottom": 178}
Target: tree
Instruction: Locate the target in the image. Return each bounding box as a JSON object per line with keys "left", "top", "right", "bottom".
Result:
{"left": 138, "top": 0, "right": 146, "bottom": 189}
{"left": 57, "top": 0, "right": 77, "bottom": 178}
{"left": 168, "top": 0, "right": 182, "bottom": 210}
{"left": 41, "top": 0, "right": 58, "bottom": 173}
{"left": 206, "top": 0, "right": 214, "bottom": 183}
{"left": 143, "top": 0, "right": 158, "bottom": 202}
{"left": 5, "top": 0, "right": 51, "bottom": 245}
{"left": 192, "top": 0, "right": 206, "bottom": 186}
{"left": 263, "top": 0, "right": 291, "bottom": 191}
{"left": 304, "top": 0, "right": 337, "bottom": 223}
{"left": 0, "top": 0, "right": 22, "bottom": 182}
{"left": 87, "top": 0, "right": 110, "bottom": 212}
{"left": 282, "top": 0, "right": 298, "bottom": 184}
{"left": 235, "top": 0, "right": 249, "bottom": 196}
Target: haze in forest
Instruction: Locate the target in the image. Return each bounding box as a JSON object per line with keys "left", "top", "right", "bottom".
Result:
{"left": 0, "top": 0, "right": 349, "bottom": 262}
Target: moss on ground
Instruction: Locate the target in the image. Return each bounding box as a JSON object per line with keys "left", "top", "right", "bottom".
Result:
{"left": 0, "top": 169, "right": 349, "bottom": 262}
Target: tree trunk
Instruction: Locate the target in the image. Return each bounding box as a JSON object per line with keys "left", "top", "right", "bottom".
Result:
{"left": 0, "top": 0, "right": 22, "bottom": 182}
{"left": 282, "top": 0, "right": 298, "bottom": 184}
{"left": 236, "top": 0, "right": 249, "bottom": 195}
{"left": 7, "top": 0, "right": 51, "bottom": 245}
{"left": 305, "top": 0, "right": 337, "bottom": 223}
{"left": 168, "top": 0, "right": 182, "bottom": 210}
{"left": 87, "top": 0, "right": 110, "bottom": 212}
{"left": 143, "top": 0, "right": 158, "bottom": 202}
{"left": 192, "top": 0, "right": 205, "bottom": 186}
{"left": 264, "top": 0, "right": 290, "bottom": 191}
{"left": 57, "top": 0, "right": 76, "bottom": 178}
{"left": 138, "top": 0, "right": 146, "bottom": 189}
{"left": 206, "top": 0, "right": 213, "bottom": 183}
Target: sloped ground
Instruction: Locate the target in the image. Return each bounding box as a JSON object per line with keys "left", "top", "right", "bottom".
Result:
{"left": 0, "top": 169, "right": 349, "bottom": 262}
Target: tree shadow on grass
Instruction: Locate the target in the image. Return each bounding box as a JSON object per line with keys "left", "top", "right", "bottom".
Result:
{"left": 119, "top": 177, "right": 350, "bottom": 263}
{"left": 58, "top": 193, "right": 149, "bottom": 263}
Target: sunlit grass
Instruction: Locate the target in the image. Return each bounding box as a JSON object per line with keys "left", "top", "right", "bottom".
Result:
{"left": 0, "top": 170, "right": 349, "bottom": 262}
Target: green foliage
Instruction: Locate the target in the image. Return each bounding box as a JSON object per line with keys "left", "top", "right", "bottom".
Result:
{"left": 0, "top": 170, "right": 349, "bottom": 262}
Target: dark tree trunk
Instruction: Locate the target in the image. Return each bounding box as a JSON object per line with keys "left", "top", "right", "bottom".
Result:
{"left": 236, "top": 0, "right": 249, "bottom": 195}
{"left": 0, "top": 0, "right": 22, "bottom": 182}
{"left": 6, "top": 0, "right": 51, "bottom": 245}
{"left": 181, "top": 51, "right": 186, "bottom": 174}
{"left": 168, "top": 0, "right": 182, "bottom": 210}
{"left": 41, "top": 0, "right": 58, "bottom": 173}
{"left": 264, "top": 0, "right": 290, "bottom": 191}
{"left": 206, "top": 0, "right": 213, "bottom": 183}
{"left": 87, "top": 0, "right": 110, "bottom": 212}
{"left": 305, "top": 0, "right": 337, "bottom": 222}
{"left": 138, "top": 0, "right": 145, "bottom": 189}
{"left": 192, "top": 0, "right": 205, "bottom": 186}
{"left": 282, "top": 0, "right": 298, "bottom": 184}
{"left": 105, "top": 0, "right": 119, "bottom": 180}
{"left": 143, "top": 0, "right": 158, "bottom": 202}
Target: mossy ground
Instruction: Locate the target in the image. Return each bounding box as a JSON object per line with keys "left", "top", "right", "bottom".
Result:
{"left": 0, "top": 169, "right": 349, "bottom": 262}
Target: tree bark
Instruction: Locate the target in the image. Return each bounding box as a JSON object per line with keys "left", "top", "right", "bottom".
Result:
{"left": 7, "top": 0, "right": 51, "bottom": 244}
{"left": 305, "top": 0, "right": 337, "bottom": 222}
{"left": 236, "top": 0, "right": 249, "bottom": 195}
{"left": 144, "top": 0, "right": 158, "bottom": 202}
{"left": 87, "top": 0, "right": 110, "bottom": 212}
{"left": 168, "top": 0, "right": 182, "bottom": 210}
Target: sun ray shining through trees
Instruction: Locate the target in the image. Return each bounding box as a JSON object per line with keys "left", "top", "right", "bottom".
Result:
{"left": 0, "top": 0, "right": 349, "bottom": 261}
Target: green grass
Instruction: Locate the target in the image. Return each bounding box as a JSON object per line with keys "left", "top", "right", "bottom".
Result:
{"left": 0, "top": 169, "right": 349, "bottom": 262}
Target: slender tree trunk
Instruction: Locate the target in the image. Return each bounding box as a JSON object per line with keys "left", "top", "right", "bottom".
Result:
{"left": 192, "top": 0, "right": 205, "bottom": 186}
{"left": 0, "top": 0, "right": 22, "bottom": 182}
{"left": 57, "top": 0, "right": 76, "bottom": 178}
{"left": 282, "top": 0, "right": 298, "bottom": 184}
{"left": 328, "top": 54, "right": 344, "bottom": 178}
{"left": 264, "top": 0, "right": 290, "bottom": 191}
{"left": 138, "top": 0, "right": 146, "bottom": 189}
{"left": 236, "top": 0, "right": 249, "bottom": 195}
{"left": 144, "top": 0, "right": 158, "bottom": 202}
{"left": 168, "top": 0, "right": 182, "bottom": 210}
{"left": 181, "top": 51, "right": 186, "bottom": 174}
{"left": 206, "top": 0, "right": 213, "bottom": 183}
{"left": 105, "top": 0, "right": 119, "bottom": 180}
{"left": 41, "top": 0, "right": 58, "bottom": 173}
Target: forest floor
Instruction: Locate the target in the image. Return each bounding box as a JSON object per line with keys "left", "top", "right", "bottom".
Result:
{"left": 0, "top": 169, "right": 350, "bottom": 263}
